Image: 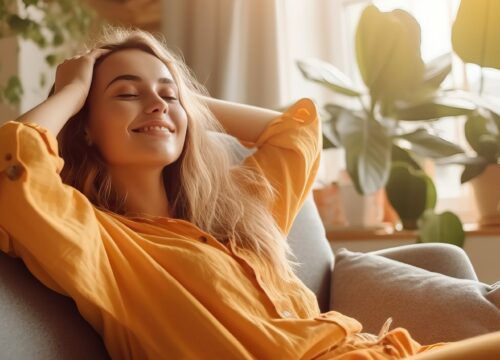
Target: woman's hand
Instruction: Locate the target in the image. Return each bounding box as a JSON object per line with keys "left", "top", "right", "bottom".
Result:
{"left": 54, "top": 48, "right": 111, "bottom": 116}
{"left": 16, "top": 48, "right": 111, "bottom": 137}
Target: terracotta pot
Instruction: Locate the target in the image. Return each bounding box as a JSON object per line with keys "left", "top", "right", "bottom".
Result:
{"left": 470, "top": 164, "right": 500, "bottom": 226}
{"left": 313, "top": 183, "right": 348, "bottom": 231}
{"left": 313, "top": 170, "right": 387, "bottom": 229}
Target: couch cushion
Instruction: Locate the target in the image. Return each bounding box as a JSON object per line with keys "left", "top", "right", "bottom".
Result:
{"left": 330, "top": 248, "right": 500, "bottom": 345}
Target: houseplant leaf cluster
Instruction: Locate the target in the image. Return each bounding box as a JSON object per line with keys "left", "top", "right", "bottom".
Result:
{"left": 441, "top": 0, "right": 500, "bottom": 184}
{"left": 299, "top": 4, "right": 467, "bottom": 246}
{"left": 298, "top": 5, "right": 473, "bottom": 196}
{"left": 439, "top": 0, "right": 500, "bottom": 226}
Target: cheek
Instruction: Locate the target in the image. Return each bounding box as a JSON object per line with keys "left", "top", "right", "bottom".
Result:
{"left": 89, "top": 112, "right": 132, "bottom": 164}
{"left": 172, "top": 106, "right": 189, "bottom": 132}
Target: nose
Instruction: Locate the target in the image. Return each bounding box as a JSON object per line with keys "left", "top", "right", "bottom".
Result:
{"left": 145, "top": 94, "right": 168, "bottom": 114}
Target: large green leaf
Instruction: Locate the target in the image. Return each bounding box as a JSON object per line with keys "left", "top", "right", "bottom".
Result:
{"left": 336, "top": 111, "right": 392, "bottom": 194}
{"left": 322, "top": 103, "right": 349, "bottom": 148}
{"left": 356, "top": 5, "right": 425, "bottom": 106}
{"left": 436, "top": 153, "right": 491, "bottom": 183}
{"left": 464, "top": 111, "right": 499, "bottom": 154}
{"left": 322, "top": 134, "right": 337, "bottom": 149}
{"left": 475, "top": 134, "right": 500, "bottom": 162}
{"left": 437, "top": 153, "right": 488, "bottom": 165}
{"left": 461, "top": 163, "right": 489, "bottom": 183}
{"left": 418, "top": 210, "right": 465, "bottom": 248}
{"left": 423, "top": 53, "right": 452, "bottom": 89}
{"left": 452, "top": 0, "right": 500, "bottom": 70}
{"left": 393, "top": 96, "right": 476, "bottom": 121}
{"left": 391, "top": 144, "right": 422, "bottom": 170}
{"left": 396, "top": 128, "right": 464, "bottom": 159}
{"left": 386, "top": 162, "right": 436, "bottom": 229}
{"left": 297, "top": 58, "right": 363, "bottom": 97}
{"left": 394, "top": 53, "right": 453, "bottom": 106}
{"left": 449, "top": 91, "right": 500, "bottom": 117}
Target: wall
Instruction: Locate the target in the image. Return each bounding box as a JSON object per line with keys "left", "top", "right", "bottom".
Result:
{"left": 0, "top": 38, "right": 56, "bottom": 125}
{"left": 0, "top": 37, "right": 20, "bottom": 124}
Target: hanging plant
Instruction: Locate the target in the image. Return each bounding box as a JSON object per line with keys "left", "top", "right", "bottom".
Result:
{"left": 0, "top": 0, "right": 100, "bottom": 106}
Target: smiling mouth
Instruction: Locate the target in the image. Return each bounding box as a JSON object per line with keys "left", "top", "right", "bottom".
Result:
{"left": 132, "top": 125, "right": 174, "bottom": 134}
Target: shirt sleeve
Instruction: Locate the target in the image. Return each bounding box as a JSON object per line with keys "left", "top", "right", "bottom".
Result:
{"left": 0, "top": 120, "right": 101, "bottom": 297}
{"left": 239, "top": 98, "right": 322, "bottom": 236}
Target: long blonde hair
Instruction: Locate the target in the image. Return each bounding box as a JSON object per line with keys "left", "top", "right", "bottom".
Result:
{"left": 56, "top": 26, "right": 305, "bottom": 303}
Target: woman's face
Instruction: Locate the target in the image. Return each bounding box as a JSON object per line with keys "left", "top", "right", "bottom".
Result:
{"left": 86, "top": 48, "right": 188, "bottom": 168}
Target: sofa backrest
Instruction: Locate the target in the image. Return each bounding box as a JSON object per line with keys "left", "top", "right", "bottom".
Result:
{"left": 288, "top": 193, "right": 334, "bottom": 312}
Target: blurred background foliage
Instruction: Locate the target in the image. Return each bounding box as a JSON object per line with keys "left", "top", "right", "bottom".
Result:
{"left": 0, "top": 0, "right": 98, "bottom": 106}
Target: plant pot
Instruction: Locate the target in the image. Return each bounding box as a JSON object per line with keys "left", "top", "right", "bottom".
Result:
{"left": 337, "top": 179, "right": 385, "bottom": 228}
{"left": 313, "top": 170, "right": 388, "bottom": 230}
{"left": 313, "top": 183, "right": 348, "bottom": 231}
{"left": 470, "top": 164, "right": 500, "bottom": 226}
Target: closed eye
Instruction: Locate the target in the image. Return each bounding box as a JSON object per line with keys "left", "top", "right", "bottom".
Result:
{"left": 117, "top": 94, "right": 138, "bottom": 98}
{"left": 162, "top": 96, "right": 178, "bottom": 101}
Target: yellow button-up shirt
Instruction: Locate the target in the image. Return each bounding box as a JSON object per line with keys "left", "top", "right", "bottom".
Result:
{"left": 0, "top": 98, "right": 363, "bottom": 359}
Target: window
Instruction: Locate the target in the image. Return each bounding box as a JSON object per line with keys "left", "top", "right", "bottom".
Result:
{"left": 332, "top": 0, "right": 500, "bottom": 223}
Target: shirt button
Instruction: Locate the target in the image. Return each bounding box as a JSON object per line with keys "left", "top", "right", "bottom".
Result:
{"left": 281, "top": 310, "right": 293, "bottom": 318}
{"left": 5, "top": 164, "right": 24, "bottom": 181}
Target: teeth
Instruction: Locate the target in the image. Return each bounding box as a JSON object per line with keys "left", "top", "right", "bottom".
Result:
{"left": 137, "top": 125, "right": 171, "bottom": 133}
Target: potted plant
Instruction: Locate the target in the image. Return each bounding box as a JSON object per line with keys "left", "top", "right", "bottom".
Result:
{"left": 440, "top": 0, "right": 500, "bottom": 226}
{"left": 300, "top": 5, "right": 469, "bottom": 246}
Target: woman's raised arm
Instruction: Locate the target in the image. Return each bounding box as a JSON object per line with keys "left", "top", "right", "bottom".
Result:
{"left": 200, "top": 95, "right": 282, "bottom": 143}
{"left": 16, "top": 48, "right": 110, "bottom": 137}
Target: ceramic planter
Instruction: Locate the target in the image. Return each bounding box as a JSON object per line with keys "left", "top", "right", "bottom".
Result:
{"left": 312, "top": 170, "right": 385, "bottom": 230}
{"left": 470, "top": 164, "right": 500, "bottom": 226}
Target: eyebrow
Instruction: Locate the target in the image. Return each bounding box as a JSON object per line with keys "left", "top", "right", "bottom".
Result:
{"left": 105, "top": 74, "right": 176, "bottom": 89}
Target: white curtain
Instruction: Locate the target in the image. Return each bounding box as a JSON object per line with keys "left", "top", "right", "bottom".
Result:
{"left": 161, "top": 0, "right": 341, "bottom": 109}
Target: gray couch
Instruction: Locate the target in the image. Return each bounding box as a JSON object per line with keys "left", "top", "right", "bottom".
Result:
{"left": 1, "top": 138, "right": 499, "bottom": 359}
{"left": 2, "top": 193, "right": 500, "bottom": 359}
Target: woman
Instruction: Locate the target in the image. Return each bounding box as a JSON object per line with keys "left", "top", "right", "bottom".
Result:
{"left": 0, "top": 27, "right": 499, "bottom": 359}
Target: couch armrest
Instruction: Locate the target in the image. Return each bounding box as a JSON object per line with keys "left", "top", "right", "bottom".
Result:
{"left": 370, "top": 243, "right": 478, "bottom": 281}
